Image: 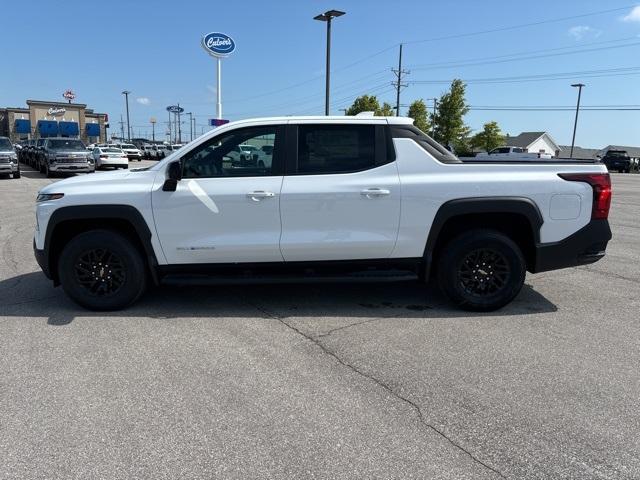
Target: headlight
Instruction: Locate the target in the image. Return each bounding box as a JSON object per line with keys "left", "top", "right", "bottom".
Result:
{"left": 10, "top": 153, "right": 17, "bottom": 162}
{"left": 36, "top": 193, "right": 64, "bottom": 202}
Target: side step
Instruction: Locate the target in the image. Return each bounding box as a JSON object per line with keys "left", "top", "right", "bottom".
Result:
{"left": 161, "top": 270, "right": 418, "bottom": 286}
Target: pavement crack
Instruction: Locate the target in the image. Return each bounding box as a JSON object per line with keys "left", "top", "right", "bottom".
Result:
{"left": 249, "top": 301, "right": 506, "bottom": 479}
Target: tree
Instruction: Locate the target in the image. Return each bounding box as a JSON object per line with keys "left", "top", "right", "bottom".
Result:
{"left": 407, "top": 99, "right": 430, "bottom": 133}
{"left": 431, "top": 79, "right": 471, "bottom": 152}
{"left": 378, "top": 102, "right": 395, "bottom": 117}
{"left": 345, "top": 95, "right": 395, "bottom": 116}
{"left": 470, "top": 121, "right": 504, "bottom": 153}
{"left": 345, "top": 95, "right": 381, "bottom": 116}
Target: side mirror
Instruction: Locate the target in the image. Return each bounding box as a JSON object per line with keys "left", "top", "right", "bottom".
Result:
{"left": 162, "top": 160, "right": 182, "bottom": 192}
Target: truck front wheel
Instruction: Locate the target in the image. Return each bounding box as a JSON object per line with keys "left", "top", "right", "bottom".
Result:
{"left": 437, "top": 229, "right": 526, "bottom": 311}
{"left": 58, "top": 230, "right": 147, "bottom": 311}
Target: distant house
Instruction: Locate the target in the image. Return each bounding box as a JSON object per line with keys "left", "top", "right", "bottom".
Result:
{"left": 502, "top": 131, "right": 559, "bottom": 156}
{"left": 556, "top": 145, "right": 601, "bottom": 160}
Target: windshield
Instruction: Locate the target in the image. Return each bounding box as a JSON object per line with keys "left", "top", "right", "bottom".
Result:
{"left": 49, "top": 139, "right": 86, "bottom": 151}
{"left": 0, "top": 138, "right": 12, "bottom": 150}
{"left": 122, "top": 144, "right": 136, "bottom": 149}
{"left": 102, "top": 148, "right": 123, "bottom": 153}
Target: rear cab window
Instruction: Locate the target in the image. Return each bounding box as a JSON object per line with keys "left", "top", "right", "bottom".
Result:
{"left": 291, "top": 124, "right": 391, "bottom": 174}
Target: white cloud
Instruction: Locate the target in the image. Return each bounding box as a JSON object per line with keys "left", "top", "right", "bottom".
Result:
{"left": 622, "top": 5, "right": 640, "bottom": 22}
{"left": 568, "top": 25, "right": 602, "bottom": 41}
{"left": 136, "top": 97, "right": 150, "bottom": 105}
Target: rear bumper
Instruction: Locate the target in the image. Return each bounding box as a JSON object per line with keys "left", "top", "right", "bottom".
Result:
{"left": 533, "top": 219, "right": 612, "bottom": 273}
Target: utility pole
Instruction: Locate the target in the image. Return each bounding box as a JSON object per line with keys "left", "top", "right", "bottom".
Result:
{"left": 119, "top": 115, "right": 125, "bottom": 142}
{"left": 314, "top": 10, "right": 345, "bottom": 115}
{"left": 392, "top": 44, "right": 409, "bottom": 116}
{"left": 167, "top": 111, "right": 172, "bottom": 144}
{"left": 150, "top": 117, "right": 156, "bottom": 142}
{"left": 186, "top": 112, "right": 193, "bottom": 141}
{"left": 192, "top": 117, "right": 196, "bottom": 139}
{"left": 570, "top": 83, "right": 585, "bottom": 159}
{"left": 428, "top": 98, "right": 438, "bottom": 136}
{"left": 177, "top": 103, "right": 182, "bottom": 143}
{"left": 121, "top": 90, "right": 131, "bottom": 141}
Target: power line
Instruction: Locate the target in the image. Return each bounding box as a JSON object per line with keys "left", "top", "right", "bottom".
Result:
{"left": 407, "top": 38, "right": 640, "bottom": 71}
{"left": 408, "top": 66, "right": 640, "bottom": 85}
{"left": 403, "top": 5, "right": 636, "bottom": 45}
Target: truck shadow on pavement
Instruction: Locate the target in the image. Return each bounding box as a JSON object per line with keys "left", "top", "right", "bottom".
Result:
{"left": 0, "top": 271, "right": 558, "bottom": 326}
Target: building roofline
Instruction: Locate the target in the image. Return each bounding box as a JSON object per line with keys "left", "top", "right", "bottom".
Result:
{"left": 26, "top": 99, "right": 87, "bottom": 108}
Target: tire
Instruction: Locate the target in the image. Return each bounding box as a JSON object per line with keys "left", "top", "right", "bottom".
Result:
{"left": 437, "top": 229, "right": 526, "bottom": 312}
{"left": 45, "top": 163, "right": 52, "bottom": 178}
{"left": 58, "top": 229, "right": 147, "bottom": 311}
{"left": 13, "top": 170, "right": 20, "bottom": 179}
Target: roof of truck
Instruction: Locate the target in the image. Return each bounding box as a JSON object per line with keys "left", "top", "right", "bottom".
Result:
{"left": 225, "top": 115, "right": 414, "bottom": 126}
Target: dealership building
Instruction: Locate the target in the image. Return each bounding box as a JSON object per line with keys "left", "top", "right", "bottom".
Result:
{"left": 0, "top": 99, "right": 107, "bottom": 143}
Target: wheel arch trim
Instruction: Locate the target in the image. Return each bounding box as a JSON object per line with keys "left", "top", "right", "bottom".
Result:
{"left": 423, "top": 196, "right": 544, "bottom": 276}
{"left": 42, "top": 204, "right": 159, "bottom": 285}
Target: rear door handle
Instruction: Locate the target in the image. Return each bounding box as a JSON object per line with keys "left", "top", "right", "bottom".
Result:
{"left": 247, "top": 190, "right": 275, "bottom": 202}
{"left": 361, "top": 188, "right": 391, "bottom": 198}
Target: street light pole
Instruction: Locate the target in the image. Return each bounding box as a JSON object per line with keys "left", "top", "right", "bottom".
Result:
{"left": 314, "top": 10, "right": 345, "bottom": 116}
{"left": 150, "top": 117, "right": 156, "bottom": 142}
{"left": 122, "top": 90, "right": 131, "bottom": 141}
{"left": 570, "top": 83, "right": 585, "bottom": 159}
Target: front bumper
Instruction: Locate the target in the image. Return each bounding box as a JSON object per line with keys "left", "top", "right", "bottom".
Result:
{"left": 533, "top": 219, "right": 612, "bottom": 273}
{"left": 0, "top": 162, "right": 18, "bottom": 173}
{"left": 34, "top": 239, "right": 51, "bottom": 280}
{"left": 49, "top": 162, "right": 94, "bottom": 172}
{"left": 126, "top": 154, "right": 142, "bottom": 160}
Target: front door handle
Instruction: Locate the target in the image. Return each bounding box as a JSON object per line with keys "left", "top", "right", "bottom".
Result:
{"left": 361, "top": 188, "right": 391, "bottom": 198}
{"left": 247, "top": 190, "right": 276, "bottom": 202}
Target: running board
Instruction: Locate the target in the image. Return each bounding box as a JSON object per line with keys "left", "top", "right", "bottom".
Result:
{"left": 161, "top": 270, "right": 418, "bottom": 286}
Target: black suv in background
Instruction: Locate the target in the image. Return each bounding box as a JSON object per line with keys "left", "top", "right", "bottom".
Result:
{"left": 601, "top": 150, "right": 631, "bottom": 173}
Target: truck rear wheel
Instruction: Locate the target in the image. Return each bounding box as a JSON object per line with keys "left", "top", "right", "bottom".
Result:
{"left": 58, "top": 230, "right": 147, "bottom": 311}
{"left": 437, "top": 229, "right": 526, "bottom": 311}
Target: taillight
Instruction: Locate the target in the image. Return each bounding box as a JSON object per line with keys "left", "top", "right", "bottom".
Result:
{"left": 559, "top": 173, "right": 611, "bottom": 219}
{"left": 100, "top": 155, "right": 108, "bottom": 159}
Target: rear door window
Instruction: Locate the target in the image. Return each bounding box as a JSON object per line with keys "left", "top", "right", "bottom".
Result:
{"left": 296, "top": 125, "right": 376, "bottom": 174}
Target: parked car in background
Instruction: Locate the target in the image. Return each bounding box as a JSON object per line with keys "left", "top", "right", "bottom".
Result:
{"left": 601, "top": 150, "right": 631, "bottom": 173}
{"left": 468, "top": 146, "right": 554, "bottom": 161}
{"left": 226, "top": 143, "right": 269, "bottom": 168}
{"left": 38, "top": 138, "right": 95, "bottom": 177}
{"left": 112, "top": 143, "right": 143, "bottom": 162}
{"left": 141, "top": 144, "right": 156, "bottom": 159}
{"left": 34, "top": 115, "right": 612, "bottom": 312}
{"left": 0, "top": 137, "right": 20, "bottom": 179}
{"left": 91, "top": 146, "right": 129, "bottom": 170}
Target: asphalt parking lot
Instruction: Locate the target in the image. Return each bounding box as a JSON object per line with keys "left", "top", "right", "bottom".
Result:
{"left": 1, "top": 163, "right": 639, "bottom": 479}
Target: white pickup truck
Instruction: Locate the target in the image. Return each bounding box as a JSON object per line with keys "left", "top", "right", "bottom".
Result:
{"left": 34, "top": 115, "right": 612, "bottom": 312}
{"left": 468, "top": 146, "right": 554, "bottom": 161}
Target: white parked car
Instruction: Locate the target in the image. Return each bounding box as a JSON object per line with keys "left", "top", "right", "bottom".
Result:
{"left": 112, "top": 143, "right": 143, "bottom": 162}
{"left": 34, "top": 115, "right": 612, "bottom": 312}
{"left": 91, "top": 146, "right": 129, "bottom": 170}
{"left": 226, "top": 143, "right": 270, "bottom": 168}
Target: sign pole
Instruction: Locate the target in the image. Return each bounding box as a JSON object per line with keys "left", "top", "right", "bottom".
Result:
{"left": 217, "top": 57, "right": 222, "bottom": 119}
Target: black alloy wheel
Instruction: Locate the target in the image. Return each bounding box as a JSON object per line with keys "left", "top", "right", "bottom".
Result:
{"left": 437, "top": 229, "right": 526, "bottom": 311}
{"left": 457, "top": 248, "right": 511, "bottom": 298}
{"left": 73, "top": 248, "right": 126, "bottom": 297}
{"left": 58, "top": 230, "right": 147, "bottom": 310}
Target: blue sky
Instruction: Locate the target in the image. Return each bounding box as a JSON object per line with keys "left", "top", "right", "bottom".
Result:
{"left": 3, "top": 0, "right": 640, "bottom": 147}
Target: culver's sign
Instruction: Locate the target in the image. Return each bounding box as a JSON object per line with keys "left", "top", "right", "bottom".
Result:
{"left": 47, "top": 107, "right": 66, "bottom": 116}
{"left": 201, "top": 32, "right": 235, "bottom": 57}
